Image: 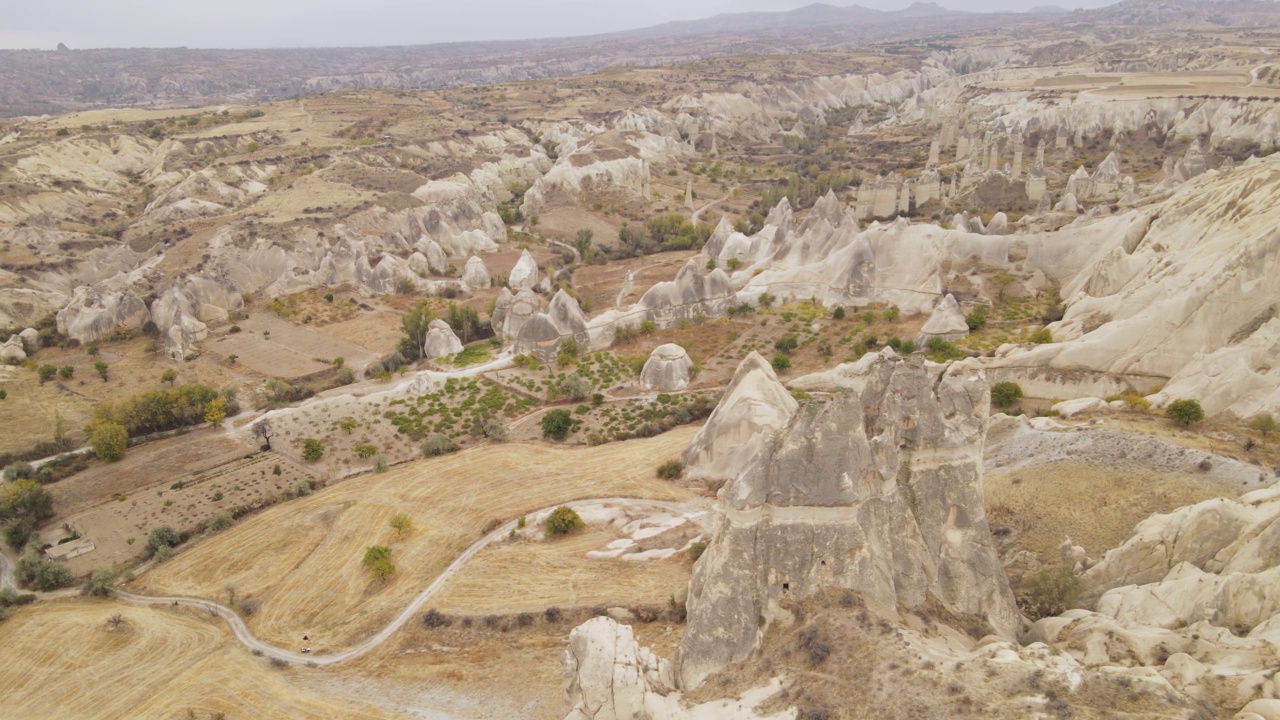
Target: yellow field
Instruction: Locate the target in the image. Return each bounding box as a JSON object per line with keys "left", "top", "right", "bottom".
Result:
{"left": 985, "top": 460, "right": 1224, "bottom": 563}
{"left": 0, "top": 600, "right": 398, "bottom": 720}
{"left": 135, "top": 428, "right": 699, "bottom": 649}
{"left": 431, "top": 527, "right": 691, "bottom": 615}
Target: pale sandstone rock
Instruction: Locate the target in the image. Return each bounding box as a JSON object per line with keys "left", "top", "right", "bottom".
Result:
{"left": 676, "top": 350, "right": 1020, "bottom": 688}
{"left": 916, "top": 293, "right": 969, "bottom": 346}
{"left": 461, "top": 256, "right": 491, "bottom": 290}
{"left": 641, "top": 344, "right": 694, "bottom": 392}
{"left": 508, "top": 249, "right": 540, "bottom": 292}
{"left": 423, "top": 318, "right": 464, "bottom": 359}
{"left": 681, "top": 351, "right": 797, "bottom": 481}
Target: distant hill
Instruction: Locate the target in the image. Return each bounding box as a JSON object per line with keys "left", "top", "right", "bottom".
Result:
{"left": 1026, "top": 5, "right": 1071, "bottom": 13}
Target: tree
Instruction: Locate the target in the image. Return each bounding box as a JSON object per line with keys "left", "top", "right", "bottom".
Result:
{"left": 656, "top": 460, "right": 684, "bottom": 479}
{"left": 251, "top": 418, "right": 274, "bottom": 450}
{"left": 107, "top": 613, "right": 124, "bottom": 631}
{"left": 81, "top": 567, "right": 117, "bottom": 597}
{"left": 390, "top": 513, "right": 413, "bottom": 537}
{"left": 362, "top": 545, "right": 395, "bottom": 582}
{"left": 57, "top": 366, "right": 73, "bottom": 380}
{"left": 161, "top": 369, "right": 178, "bottom": 385}
{"left": 991, "top": 382, "right": 1024, "bottom": 408}
{"left": 399, "top": 301, "right": 436, "bottom": 361}
{"left": 38, "top": 364, "right": 56, "bottom": 383}
{"left": 541, "top": 409, "right": 573, "bottom": 440}
{"left": 445, "top": 303, "right": 483, "bottom": 343}
{"left": 35, "top": 561, "right": 72, "bottom": 591}
{"left": 966, "top": 305, "right": 988, "bottom": 331}
{"left": 1249, "top": 413, "right": 1276, "bottom": 437}
{"left": 771, "top": 353, "right": 791, "bottom": 373}
{"left": 144, "top": 525, "right": 180, "bottom": 559}
{"left": 204, "top": 397, "right": 226, "bottom": 426}
{"left": 1166, "top": 399, "right": 1205, "bottom": 427}
{"left": 301, "top": 438, "right": 324, "bottom": 462}
{"left": 90, "top": 422, "right": 128, "bottom": 461}
{"left": 0, "top": 479, "right": 53, "bottom": 522}
{"left": 543, "top": 506, "right": 585, "bottom": 536}
{"left": 4, "top": 518, "right": 34, "bottom": 550}
{"left": 94, "top": 360, "right": 109, "bottom": 381}
{"left": 1024, "top": 565, "right": 1082, "bottom": 619}
{"left": 574, "top": 229, "right": 594, "bottom": 261}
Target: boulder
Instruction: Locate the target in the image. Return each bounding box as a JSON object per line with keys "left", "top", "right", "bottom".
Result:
{"left": 640, "top": 344, "right": 694, "bottom": 392}
{"left": 461, "top": 256, "right": 491, "bottom": 289}
{"left": 423, "top": 318, "right": 464, "bottom": 359}
{"left": 681, "top": 351, "right": 797, "bottom": 481}
{"left": 1051, "top": 397, "right": 1110, "bottom": 419}
{"left": 915, "top": 293, "right": 969, "bottom": 346}
{"left": 0, "top": 335, "right": 25, "bottom": 363}
{"left": 562, "top": 617, "right": 672, "bottom": 720}
{"left": 56, "top": 286, "right": 151, "bottom": 343}
{"left": 17, "top": 328, "right": 39, "bottom": 350}
{"left": 676, "top": 350, "right": 1021, "bottom": 688}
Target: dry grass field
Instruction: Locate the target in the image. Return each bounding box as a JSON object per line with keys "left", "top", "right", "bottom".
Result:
{"left": 135, "top": 428, "right": 699, "bottom": 650}
{"left": 0, "top": 600, "right": 399, "bottom": 720}
{"left": 430, "top": 526, "right": 692, "bottom": 615}
{"left": 985, "top": 460, "right": 1224, "bottom": 564}
{"left": 207, "top": 312, "right": 378, "bottom": 378}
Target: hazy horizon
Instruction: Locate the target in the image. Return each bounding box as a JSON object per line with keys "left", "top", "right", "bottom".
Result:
{"left": 0, "top": 0, "right": 1114, "bottom": 51}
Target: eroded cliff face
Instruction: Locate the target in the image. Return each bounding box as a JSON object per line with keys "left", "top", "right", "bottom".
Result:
{"left": 675, "top": 349, "right": 1020, "bottom": 689}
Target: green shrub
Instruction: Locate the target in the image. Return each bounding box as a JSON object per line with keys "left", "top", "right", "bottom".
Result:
{"left": 656, "top": 460, "right": 684, "bottom": 479}
{"left": 80, "top": 567, "right": 117, "bottom": 597}
{"left": 301, "top": 438, "right": 324, "bottom": 462}
{"left": 774, "top": 335, "right": 799, "bottom": 354}
{"left": 925, "top": 337, "right": 963, "bottom": 361}
{"left": 354, "top": 443, "right": 378, "bottom": 459}
{"left": 37, "top": 365, "right": 56, "bottom": 383}
{"left": 372, "top": 454, "right": 389, "bottom": 472}
{"left": 1024, "top": 565, "right": 1082, "bottom": 619}
{"left": 966, "top": 305, "right": 988, "bottom": 331}
{"left": 1166, "top": 399, "right": 1205, "bottom": 427}
{"left": 1249, "top": 413, "right": 1276, "bottom": 437}
{"left": 1028, "top": 327, "right": 1053, "bottom": 344}
{"left": 541, "top": 409, "right": 574, "bottom": 440}
{"left": 832, "top": 306, "right": 845, "bottom": 320}
{"left": 362, "top": 545, "right": 395, "bottom": 581}
{"left": 687, "top": 541, "right": 708, "bottom": 561}
{"left": 639, "top": 320, "right": 656, "bottom": 335}
{"left": 422, "top": 433, "right": 455, "bottom": 457}
{"left": 294, "top": 480, "right": 312, "bottom": 496}
{"left": 991, "top": 382, "right": 1024, "bottom": 408}
{"left": 144, "top": 525, "right": 180, "bottom": 559}
{"left": 90, "top": 423, "right": 128, "bottom": 461}
{"left": 771, "top": 353, "right": 791, "bottom": 372}
{"left": 208, "top": 511, "right": 234, "bottom": 532}
{"left": 543, "top": 506, "right": 585, "bottom": 536}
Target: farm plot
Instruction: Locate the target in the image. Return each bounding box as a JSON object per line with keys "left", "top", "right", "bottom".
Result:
{"left": 207, "top": 313, "right": 378, "bottom": 379}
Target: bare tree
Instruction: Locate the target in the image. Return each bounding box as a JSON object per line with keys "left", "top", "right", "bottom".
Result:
{"left": 224, "top": 583, "right": 237, "bottom": 606}
{"left": 107, "top": 613, "right": 124, "bottom": 631}
{"left": 251, "top": 419, "right": 274, "bottom": 450}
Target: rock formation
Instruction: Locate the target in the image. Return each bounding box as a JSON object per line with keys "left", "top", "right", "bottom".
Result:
{"left": 676, "top": 350, "right": 1021, "bottom": 688}
{"left": 423, "top": 318, "right": 464, "bottom": 359}
{"left": 915, "top": 293, "right": 969, "bottom": 346}
{"left": 508, "top": 248, "right": 540, "bottom": 291}
{"left": 681, "top": 351, "right": 797, "bottom": 481}
{"left": 640, "top": 343, "right": 694, "bottom": 392}
{"left": 460, "top": 255, "right": 492, "bottom": 290}
{"left": 514, "top": 289, "right": 590, "bottom": 360}
{"left": 0, "top": 334, "right": 25, "bottom": 363}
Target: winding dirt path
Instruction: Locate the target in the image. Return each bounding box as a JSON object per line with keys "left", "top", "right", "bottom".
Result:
{"left": 106, "top": 497, "right": 705, "bottom": 666}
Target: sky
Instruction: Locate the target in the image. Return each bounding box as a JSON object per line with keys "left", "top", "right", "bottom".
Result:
{"left": 0, "top": 0, "right": 1116, "bottom": 50}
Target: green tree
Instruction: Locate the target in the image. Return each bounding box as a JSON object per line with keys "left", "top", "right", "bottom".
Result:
{"left": 144, "top": 525, "right": 180, "bottom": 558}
{"left": 4, "top": 518, "right": 34, "bottom": 550}
{"left": 1166, "top": 399, "right": 1205, "bottom": 427}
{"left": 58, "top": 366, "right": 74, "bottom": 380}
{"left": 208, "top": 511, "right": 234, "bottom": 532}
{"left": 771, "top": 353, "right": 791, "bottom": 373}
{"left": 90, "top": 422, "right": 128, "bottom": 461}
{"left": 966, "top": 305, "right": 988, "bottom": 331}
{"left": 1249, "top": 413, "right": 1276, "bottom": 437}
{"left": 362, "top": 545, "right": 395, "bottom": 581}
{"left": 445, "top": 303, "right": 482, "bottom": 343}
{"left": 421, "top": 433, "right": 454, "bottom": 457}
{"left": 541, "top": 409, "right": 574, "bottom": 441}
{"left": 38, "top": 365, "right": 56, "bottom": 383}
{"left": 991, "top": 382, "right": 1024, "bottom": 408}
{"left": 0, "top": 480, "right": 53, "bottom": 522}
{"left": 390, "top": 513, "right": 414, "bottom": 537}
{"left": 204, "top": 397, "right": 227, "bottom": 426}
{"left": 94, "top": 360, "right": 109, "bottom": 381}
{"left": 574, "top": 229, "right": 594, "bottom": 261}
{"left": 81, "top": 567, "right": 118, "bottom": 597}
{"left": 301, "top": 438, "right": 325, "bottom": 462}
{"left": 399, "top": 301, "right": 436, "bottom": 361}
{"left": 35, "top": 561, "right": 73, "bottom": 591}
{"left": 543, "top": 506, "right": 585, "bottom": 536}
{"left": 160, "top": 369, "right": 178, "bottom": 385}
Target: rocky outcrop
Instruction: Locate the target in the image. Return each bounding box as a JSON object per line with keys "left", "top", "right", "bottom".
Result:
{"left": 0, "top": 334, "right": 25, "bottom": 363}
{"left": 562, "top": 617, "right": 673, "bottom": 720}
{"left": 423, "top": 318, "right": 464, "bottom": 359}
{"left": 515, "top": 290, "right": 590, "bottom": 360}
{"left": 681, "top": 351, "right": 797, "bottom": 481}
{"left": 640, "top": 344, "right": 694, "bottom": 392}
{"left": 56, "top": 286, "right": 150, "bottom": 343}
{"left": 636, "top": 260, "right": 733, "bottom": 327}
{"left": 676, "top": 350, "right": 1020, "bottom": 688}
{"left": 915, "top": 293, "right": 969, "bottom": 346}
{"left": 460, "top": 255, "right": 492, "bottom": 290}
{"left": 492, "top": 287, "right": 543, "bottom": 342}
{"left": 508, "top": 248, "right": 540, "bottom": 292}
